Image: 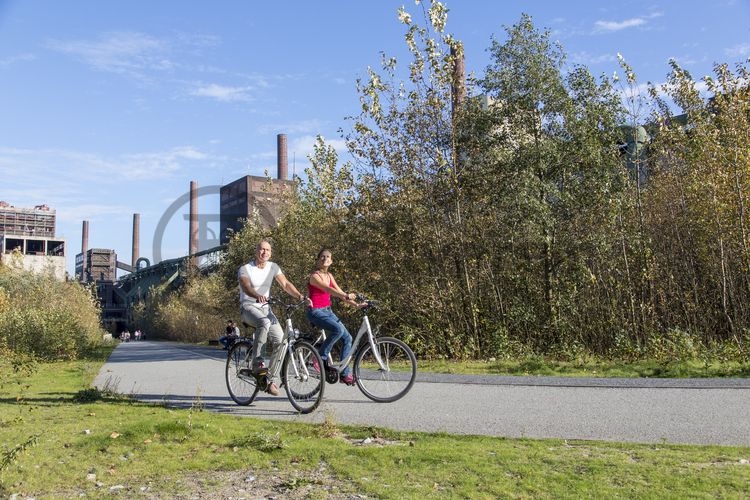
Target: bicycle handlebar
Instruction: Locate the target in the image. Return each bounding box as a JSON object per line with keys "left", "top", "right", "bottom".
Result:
{"left": 355, "top": 294, "right": 379, "bottom": 310}
{"left": 266, "top": 296, "right": 308, "bottom": 311}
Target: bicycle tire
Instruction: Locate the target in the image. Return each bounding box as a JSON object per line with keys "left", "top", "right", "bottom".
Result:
{"left": 282, "top": 340, "right": 325, "bottom": 414}
{"left": 353, "top": 336, "right": 417, "bottom": 403}
{"left": 225, "top": 341, "right": 260, "bottom": 406}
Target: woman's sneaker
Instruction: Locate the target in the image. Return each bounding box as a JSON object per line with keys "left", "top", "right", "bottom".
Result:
{"left": 339, "top": 374, "right": 355, "bottom": 386}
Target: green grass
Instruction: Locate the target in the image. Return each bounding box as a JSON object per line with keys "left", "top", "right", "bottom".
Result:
{"left": 1, "top": 350, "right": 749, "bottom": 498}
{"left": 417, "top": 357, "right": 750, "bottom": 378}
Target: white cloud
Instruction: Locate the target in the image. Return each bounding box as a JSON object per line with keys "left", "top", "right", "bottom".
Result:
{"left": 595, "top": 18, "right": 646, "bottom": 32}
{"left": 725, "top": 43, "right": 750, "bottom": 58}
{"left": 0, "top": 145, "right": 210, "bottom": 184}
{"left": 617, "top": 78, "right": 711, "bottom": 106}
{"left": 694, "top": 81, "right": 710, "bottom": 94}
{"left": 669, "top": 54, "right": 703, "bottom": 66}
{"left": 594, "top": 12, "right": 662, "bottom": 33}
{"left": 617, "top": 81, "right": 667, "bottom": 103}
{"left": 190, "top": 83, "right": 253, "bottom": 102}
{"left": 257, "top": 119, "right": 327, "bottom": 135}
{"left": 46, "top": 31, "right": 170, "bottom": 78}
{"left": 570, "top": 51, "right": 617, "bottom": 65}
{"left": 0, "top": 53, "right": 36, "bottom": 67}
{"left": 290, "top": 135, "right": 347, "bottom": 160}
{"left": 56, "top": 204, "right": 131, "bottom": 223}
{"left": 44, "top": 31, "right": 221, "bottom": 82}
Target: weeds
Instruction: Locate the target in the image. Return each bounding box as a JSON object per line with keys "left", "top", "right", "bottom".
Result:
{"left": 317, "top": 409, "right": 341, "bottom": 438}
{"left": 73, "top": 377, "right": 129, "bottom": 403}
{"left": 0, "top": 434, "right": 39, "bottom": 472}
{"left": 230, "top": 432, "right": 287, "bottom": 452}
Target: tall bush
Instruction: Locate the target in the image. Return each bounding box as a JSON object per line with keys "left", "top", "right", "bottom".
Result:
{"left": 0, "top": 266, "right": 105, "bottom": 361}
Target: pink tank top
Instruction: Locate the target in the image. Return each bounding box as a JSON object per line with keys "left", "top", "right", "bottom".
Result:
{"left": 308, "top": 272, "right": 332, "bottom": 308}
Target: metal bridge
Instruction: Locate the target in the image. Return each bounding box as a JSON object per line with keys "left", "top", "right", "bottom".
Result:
{"left": 99, "top": 245, "right": 227, "bottom": 330}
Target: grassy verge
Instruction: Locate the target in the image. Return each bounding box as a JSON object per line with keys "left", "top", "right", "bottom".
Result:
{"left": 416, "top": 357, "right": 750, "bottom": 378}
{"left": 1, "top": 350, "right": 749, "bottom": 498}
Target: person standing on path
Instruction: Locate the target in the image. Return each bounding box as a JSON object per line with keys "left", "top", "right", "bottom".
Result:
{"left": 238, "top": 239, "right": 307, "bottom": 396}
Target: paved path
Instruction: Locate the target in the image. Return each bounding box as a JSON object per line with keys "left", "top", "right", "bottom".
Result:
{"left": 94, "top": 341, "right": 750, "bottom": 446}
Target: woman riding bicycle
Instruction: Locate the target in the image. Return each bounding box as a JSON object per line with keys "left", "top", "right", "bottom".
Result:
{"left": 306, "top": 248, "right": 363, "bottom": 386}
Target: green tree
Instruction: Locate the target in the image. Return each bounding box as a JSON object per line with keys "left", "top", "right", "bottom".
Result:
{"left": 475, "top": 14, "right": 626, "bottom": 351}
{"left": 647, "top": 59, "right": 750, "bottom": 353}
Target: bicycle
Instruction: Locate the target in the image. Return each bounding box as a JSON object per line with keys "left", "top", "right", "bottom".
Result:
{"left": 309, "top": 295, "right": 417, "bottom": 403}
{"left": 225, "top": 298, "right": 325, "bottom": 414}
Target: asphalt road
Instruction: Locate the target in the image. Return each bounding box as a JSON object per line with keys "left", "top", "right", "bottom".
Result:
{"left": 93, "top": 340, "right": 750, "bottom": 446}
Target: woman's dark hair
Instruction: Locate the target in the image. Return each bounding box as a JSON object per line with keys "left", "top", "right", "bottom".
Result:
{"left": 316, "top": 248, "right": 332, "bottom": 260}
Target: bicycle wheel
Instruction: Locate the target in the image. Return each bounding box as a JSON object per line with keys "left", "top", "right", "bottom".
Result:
{"left": 282, "top": 341, "right": 325, "bottom": 414}
{"left": 225, "top": 341, "right": 259, "bottom": 406}
{"left": 354, "top": 337, "right": 417, "bottom": 403}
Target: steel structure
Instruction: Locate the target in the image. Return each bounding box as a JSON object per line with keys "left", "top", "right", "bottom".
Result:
{"left": 101, "top": 245, "right": 227, "bottom": 331}
{"left": 0, "top": 202, "right": 56, "bottom": 238}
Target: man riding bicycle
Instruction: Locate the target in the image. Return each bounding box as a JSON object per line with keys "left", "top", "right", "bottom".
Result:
{"left": 237, "top": 239, "right": 307, "bottom": 396}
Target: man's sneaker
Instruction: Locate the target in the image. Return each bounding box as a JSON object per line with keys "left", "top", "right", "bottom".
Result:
{"left": 266, "top": 382, "right": 279, "bottom": 396}
{"left": 340, "top": 374, "right": 355, "bottom": 386}
{"left": 252, "top": 361, "right": 268, "bottom": 376}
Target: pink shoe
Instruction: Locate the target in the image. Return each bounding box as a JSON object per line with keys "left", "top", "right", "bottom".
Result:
{"left": 339, "top": 374, "right": 355, "bottom": 386}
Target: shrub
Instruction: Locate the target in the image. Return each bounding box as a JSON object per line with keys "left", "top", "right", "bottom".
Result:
{"left": 0, "top": 266, "right": 104, "bottom": 361}
{"left": 132, "top": 273, "right": 235, "bottom": 343}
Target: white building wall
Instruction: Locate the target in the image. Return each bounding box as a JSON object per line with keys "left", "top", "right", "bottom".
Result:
{"left": 0, "top": 253, "right": 66, "bottom": 280}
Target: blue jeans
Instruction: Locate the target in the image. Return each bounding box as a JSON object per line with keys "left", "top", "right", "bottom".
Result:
{"left": 219, "top": 336, "right": 237, "bottom": 349}
{"left": 306, "top": 306, "right": 352, "bottom": 377}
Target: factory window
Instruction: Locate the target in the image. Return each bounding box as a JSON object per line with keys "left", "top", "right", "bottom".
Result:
{"left": 26, "top": 239, "right": 45, "bottom": 255}
{"left": 48, "top": 241, "right": 65, "bottom": 256}
{"left": 5, "top": 238, "right": 24, "bottom": 254}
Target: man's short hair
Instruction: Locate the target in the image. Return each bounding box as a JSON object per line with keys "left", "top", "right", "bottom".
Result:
{"left": 255, "top": 238, "right": 272, "bottom": 252}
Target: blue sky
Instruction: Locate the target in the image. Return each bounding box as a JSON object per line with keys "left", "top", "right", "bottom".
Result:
{"left": 1, "top": 0, "right": 748, "bottom": 276}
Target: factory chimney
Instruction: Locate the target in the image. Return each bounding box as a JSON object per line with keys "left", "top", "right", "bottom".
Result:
{"left": 277, "top": 133, "right": 288, "bottom": 181}
{"left": 81, "top": 220, "right": 89, "bottom": 282}
{"left": 132, "top": 213, "right": 140, "bottom": 268}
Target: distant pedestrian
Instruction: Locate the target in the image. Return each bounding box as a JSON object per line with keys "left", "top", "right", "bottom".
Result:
{"left": 219, "top": 320, "right": 240, "bottom": 350}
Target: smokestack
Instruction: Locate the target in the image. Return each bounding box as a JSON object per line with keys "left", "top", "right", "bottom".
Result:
{"left": 81, "top": 220, "right": 89, "bottom": 282}
{"left": 189, "top": 181, "right": 198, "bottom": 266}
{"left": 277, "top": 133, "right": 288, "bottom": 180}
{"left": 132, "top": 213, "right": 140, "bottom": 268}
{"left": 451, "top": 42, "right": 466, "bottom": 119}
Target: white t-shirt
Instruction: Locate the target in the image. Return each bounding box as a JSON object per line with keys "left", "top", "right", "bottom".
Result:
{"left": 238, "top": 260, "right": 282, "bottom": 308}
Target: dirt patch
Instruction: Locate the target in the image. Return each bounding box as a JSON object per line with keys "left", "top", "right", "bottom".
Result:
{"left": 24, "top": 462, "right": 366, "bottom": 499}
{"left": 160, "top": 463, "right": 364, "bottom": 499}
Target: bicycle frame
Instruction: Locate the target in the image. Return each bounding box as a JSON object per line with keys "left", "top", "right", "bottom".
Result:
{"left": 240, "top": 301, "right": 313, "bottom": 383}
{"left": 283, "top": 315, "right": 313, "bottom": 382}
{"left": 315, "top": 311, "right": 388, "bottom": 373}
